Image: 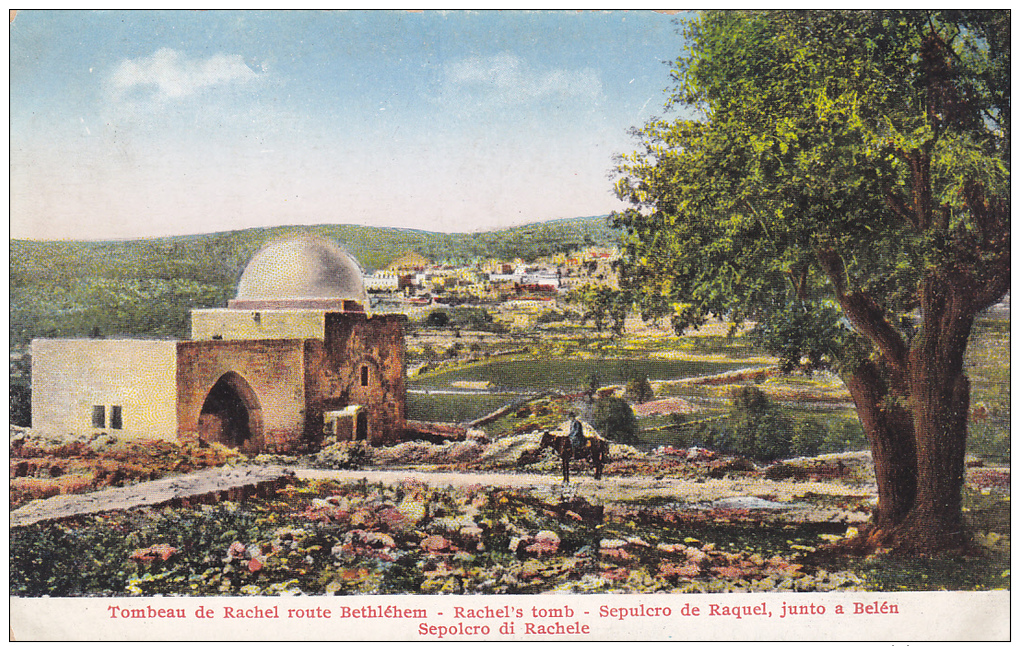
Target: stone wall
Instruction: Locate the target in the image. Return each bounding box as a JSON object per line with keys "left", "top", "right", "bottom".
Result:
{"left": 30, "top": 339, "right": 179, "bottom": 441}
{"left": 190, "top": 309, "right": 327, "bottom": 341}
{"left": 176, "top": 339, "right": 307, "bottom": 453}
{"left": 303, "top": 312, "right": 407, "bottom": 446}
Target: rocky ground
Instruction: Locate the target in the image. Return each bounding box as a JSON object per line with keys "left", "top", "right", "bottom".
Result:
{"left": 9, "top": 423, "right": 1010, "bottom": 597}
{"left": 11, "top": 422, "right": 1008, "bottom": 523}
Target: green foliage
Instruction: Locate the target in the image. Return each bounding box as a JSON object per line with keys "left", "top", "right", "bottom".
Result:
{"left": 747, "top": 304, "right": 860, "bottom": 374}
{"left": 567, "top": 285, "right": 630, "bottom": 335}
{"left": 611, "top": 11, "right": 1010, "bottom": 541}
{"left": 9, "top": 352, "right": 32, "bottom": 427}
{"left": 625, "top": 375, "right": 655, "bottom": 404}
{"left": 536, "top": 308, "right": 580, "bottom": 325}
{"left": 425, "top": 310, "right": 450, "bottom": 327}
{"left": 817, "top": 418, "right": 869, "bottom": 455}
{"left": 661, "top": 405, "right": 867, "bottom": 459}
{"left": 410, "top": 358, "right": 739, "bottom": 394}
{"left": 790, "top": 419, "right": 826, "bottom": 457}
{"left": 667, "top": 419, "right": 725, "bottom": 452}
{"left": 406, "top": 392, "right": 518, "bottom": 425}
{"left": 721, "top": 386, "right": 793, "bottom": 462}
{"left": 592, "top": 396, "right": 639, "bottom": 445}
{"left": 10, "top": 277, "right": 233, "bottom": 347}
{"left": 613, "top": 9, "right": 1009, "bottom": 367}
{"left": 420, "top": 344, "right": 438, "bottom": 361}
{"left": 447, "top": 307, "right": 499, "bottom": 331}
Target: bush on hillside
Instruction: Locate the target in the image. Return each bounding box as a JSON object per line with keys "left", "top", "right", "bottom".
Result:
{"left": 626, "top": 375, "right": 655, "bottom": 404}
{"left": 720, "top": 386, "right": 793, "bottom": 461}
{"left": 592, "top": 397, "right": 639, "bottom": 446}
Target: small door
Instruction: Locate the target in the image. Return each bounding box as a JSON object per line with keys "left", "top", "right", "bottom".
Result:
{"left": 355, "top": 410, "right": 368, "bottom": 441}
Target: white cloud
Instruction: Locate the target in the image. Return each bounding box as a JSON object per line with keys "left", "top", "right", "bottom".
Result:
{"left": 109, "top": 48, "right": 257, "bottom": 102}
{"left": 444, "top": 53, "right": 603, "bottom": 106}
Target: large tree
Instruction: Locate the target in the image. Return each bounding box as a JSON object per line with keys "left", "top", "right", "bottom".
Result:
{"left": 613, "top": 10, "right": 1009, "bottom": 553}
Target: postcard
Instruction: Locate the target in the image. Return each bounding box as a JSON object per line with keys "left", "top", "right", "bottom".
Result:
{"left": 9, "top": 9, "right": 1010, "bottom": 641}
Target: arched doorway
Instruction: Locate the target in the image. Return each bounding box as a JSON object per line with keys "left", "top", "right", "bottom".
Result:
{"left": 198, "top": 372, "right": 263, "bottom": 452}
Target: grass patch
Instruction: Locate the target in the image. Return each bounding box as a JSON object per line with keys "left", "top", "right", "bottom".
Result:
{"left": 410, "top": 358, "right": 751, "bottom": 392}
{"left": 406, "top": 392, "right": 518, "bottom": 424}
{"left": 964, "top": 317, "right": 1010, "bottom": 461}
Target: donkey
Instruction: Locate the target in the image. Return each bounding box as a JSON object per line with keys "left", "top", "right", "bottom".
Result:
{"left": 538, "top": 431, "right": 609, "bottom": 483}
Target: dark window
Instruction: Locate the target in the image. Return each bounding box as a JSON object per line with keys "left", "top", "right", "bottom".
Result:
{"left": 361, "top": 365, "right": 369, "bottom": 386}
{"left": 92, "top": 405, "right": 105, "bottom": 428}
{"left": 111, "top": 405, "right": 123, "bottom": 430}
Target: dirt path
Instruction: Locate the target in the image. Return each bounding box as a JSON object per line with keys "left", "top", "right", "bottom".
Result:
{"left": 10, "top": 466, "right": 292, "bottom": 528}
{"left": 11, "top": 465, "right": 878, "bottom": 528}
{"left": 296, "top": 467, "right": 876, "bottom": 523}
{"left": 294, "top": 467, "right": 875, "bottom": 501}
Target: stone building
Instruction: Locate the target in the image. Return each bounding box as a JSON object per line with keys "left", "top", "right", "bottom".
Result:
{"left": 31, "top": 236, "right": 408, "bottom": 453}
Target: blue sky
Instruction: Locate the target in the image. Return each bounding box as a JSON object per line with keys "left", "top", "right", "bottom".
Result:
{"left": 10, "top": 10, "right": 692, "bottom": 240}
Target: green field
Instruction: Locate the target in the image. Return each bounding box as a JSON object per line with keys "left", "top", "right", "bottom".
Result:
{"left": 964, "top": 317, "right": 1011, "bottom": 460}
{"left": 406, "top": 392, "right": 519, "bottom": 424}
{"left": 410, "top": 358, "right": 753, "bottom": 392}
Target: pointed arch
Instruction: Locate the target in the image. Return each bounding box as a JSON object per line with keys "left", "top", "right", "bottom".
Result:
{"left": 198, "top": 371, "right": 264, "bottom": 452}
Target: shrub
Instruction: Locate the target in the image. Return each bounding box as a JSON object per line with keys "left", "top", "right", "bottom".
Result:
{"left": 626, "top": 375, "right": 655, "bottom": 404}
{"left": 669, "top": 419, "right": 730, "bottom": 452}
{"left": 791, "top": 419, "right": 826, "bottom": 457}
{"left": 721, "top": 386, "right": 793, "bottom": 461}
{"left": 820, "top": 419, "right": 868, "bottom": 454}
{"left": 593, "top": 397, "right": 639, "bottom": 445}
{"left": 537, "top": 309, "right": 568, "bottom": 324}
{"left": 426, "top": 310, "right": 450, "bottom": 327}
{"left": 448, "top": 307, "right": 498, "bottom": 331}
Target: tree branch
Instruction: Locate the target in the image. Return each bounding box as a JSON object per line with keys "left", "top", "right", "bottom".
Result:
{"left": 816, "top": 246, "right": 910, "bottom": 372}
{"left": 970, "top": 254, "right": 1011, "bottom": 315}
{"left": 885, "top": 191, "right": 919, "bottom": 230}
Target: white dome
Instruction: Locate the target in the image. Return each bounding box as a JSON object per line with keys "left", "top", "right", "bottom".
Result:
{"left": 235, "top": 236, "right": 367, "bottom": 303}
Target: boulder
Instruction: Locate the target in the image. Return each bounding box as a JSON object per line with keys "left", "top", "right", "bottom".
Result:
{"left": 707, "top": 456, "right": 757, "bottom": 478}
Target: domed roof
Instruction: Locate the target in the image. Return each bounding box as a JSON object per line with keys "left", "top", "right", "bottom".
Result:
{"left": 235, "top": 236, "right": 368, "bottom": 304}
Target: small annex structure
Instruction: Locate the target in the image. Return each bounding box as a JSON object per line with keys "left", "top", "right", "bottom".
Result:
{"left": 31, "top": 235, "right": 409, "bottom": 453}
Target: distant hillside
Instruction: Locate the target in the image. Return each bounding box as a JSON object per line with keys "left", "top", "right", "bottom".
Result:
{"left": 12, "top": 215, "right": 618, "bottom": 276}
{"left": 9, "top": 216, "right": 620, "bottom": 348}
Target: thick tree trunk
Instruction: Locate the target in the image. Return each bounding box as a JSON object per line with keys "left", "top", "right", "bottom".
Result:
{"left": 843, "top": 360, "right": 916, "bottom": 528}
{"left": 896, "top": 364, "right": 970, "bottom": 552}
{"left": 830, "top": 267, "right": 983, "bottom": 554}
{"left": 890, "top": 276, "right": 975, "bottom": 553}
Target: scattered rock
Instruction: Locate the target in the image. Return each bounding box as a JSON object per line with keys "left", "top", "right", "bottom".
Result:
{"left": 712, "top": 496, "right": 791, "bottom": 510}
{"left": 707, "top": 456, "right": 757, "bottom": 477}
{"left": 420, "top": 535, "right": 453, "bottom": 553}
{"left": 686, "top": 447, "right": 717, "bottom": 462}
{"left": 764, "top": 463, "right": 808, "bottom": 481}
{"left": 525, "top": 530, "right": 561, "bottom": 556}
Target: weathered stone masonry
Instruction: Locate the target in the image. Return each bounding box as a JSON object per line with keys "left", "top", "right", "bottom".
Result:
{"left": 31, "top": 236, "right": 411, "bottom": 454}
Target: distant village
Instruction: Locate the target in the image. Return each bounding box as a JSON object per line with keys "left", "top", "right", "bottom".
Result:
{"left": 363, "top": 245, "right": 622, "bottom": 328}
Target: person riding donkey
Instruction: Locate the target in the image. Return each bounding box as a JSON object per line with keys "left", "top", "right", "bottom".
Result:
{"left": 568, "top": 412, "right": 586, "bottom": 453}
{"left": 539, "top": 412, "right": 607, "bottom": 482}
